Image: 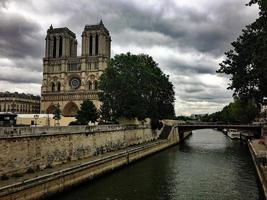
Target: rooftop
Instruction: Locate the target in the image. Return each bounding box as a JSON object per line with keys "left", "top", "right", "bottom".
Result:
{"left": 0, "top": 92, "right": 40, "bottom": 100}
{"left": 47, "top": 25, "right": 76, "bottom": 38}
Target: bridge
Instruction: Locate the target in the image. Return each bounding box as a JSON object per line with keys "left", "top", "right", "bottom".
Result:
{"left": 175, "top": 124, "right": 264, "bottom": 139}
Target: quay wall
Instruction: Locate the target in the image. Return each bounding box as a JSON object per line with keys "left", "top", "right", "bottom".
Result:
{"left": 248, "top": 141, "right": 267, "bottom": 199}
{"left": 0, "top": 124, "right": 158, "bottom": 177}
{"left": 0, "top": 127, "right": 191, "bottom": 200}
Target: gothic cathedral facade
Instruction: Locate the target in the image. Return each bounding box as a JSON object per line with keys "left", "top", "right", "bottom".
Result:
{"left": 41, "top": 21, "right": 111, "bottom": 116}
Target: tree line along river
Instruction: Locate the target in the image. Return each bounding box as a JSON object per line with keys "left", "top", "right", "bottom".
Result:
{"left": 49, "top": 129, "right": 263, "bottom": 200}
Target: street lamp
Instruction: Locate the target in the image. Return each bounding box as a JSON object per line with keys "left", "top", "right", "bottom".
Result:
{"left": 34, "top": 114, "right": 39, "bottom": 127}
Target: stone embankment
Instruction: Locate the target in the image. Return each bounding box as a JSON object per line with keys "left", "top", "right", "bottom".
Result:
{"left": 0, "top": 123, "right": 191, "bottom": 200}
{"left": 0, "top": 124, "right": 157, "bottom": 177}
{"left": 249, "top": 139, "right": 267, "bottom": 199}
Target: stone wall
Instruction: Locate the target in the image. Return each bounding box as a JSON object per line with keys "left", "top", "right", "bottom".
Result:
{"left": 0, "top": 125, "right": 157, "bottom": 177}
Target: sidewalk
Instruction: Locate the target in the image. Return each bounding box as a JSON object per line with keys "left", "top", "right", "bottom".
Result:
{"left": 249, "top": 139, "right": 267, "bottom": 199}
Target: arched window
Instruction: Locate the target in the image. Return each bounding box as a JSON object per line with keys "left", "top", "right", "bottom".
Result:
{"left": 89, "top": 35, "right": 93, "bottom": 56}
{"left": 69, "top": 40, "right": 72, "bottom": 57}
{"left": 57, "top": 82, "right": 61, "bottom": 92}
{"left": 89, "top": 81, "right": 92, "bottom": 90}
{"left": 94, "top": 81, "right": 98, "bottom": 90}
{"left": 95, "top": 34, "right": 99, "bottom": 55}
{"left": 59, "top": 36, "right": 63, "bottom": 57}
{"left": 53, "top": 36, "right": 57, "bottom": 58}
{"left": 52, "top": 82, "right": 55, "bottom": 92}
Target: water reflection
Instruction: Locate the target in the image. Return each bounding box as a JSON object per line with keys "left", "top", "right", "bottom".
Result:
{"left": 49, "top": 129, "right": 263, "bottom": 200}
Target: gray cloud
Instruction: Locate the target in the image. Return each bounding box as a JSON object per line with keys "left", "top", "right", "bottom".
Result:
{"left": 0, "top": 0, "right": 9, "bottom": 8}
{"left": 162, "top": 58, "right": 216, "bottom": 76}
{"left": 46, "top": 0, "right": 257, "bottom": 56}
{"left": 0, "top": 11, "right": 43, "bottom": 59}
{"left": 0, "top": 0, "right": 259, "bottom": 115}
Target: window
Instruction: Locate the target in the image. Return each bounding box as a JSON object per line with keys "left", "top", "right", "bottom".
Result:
{"left": 89, "top": 82, "right": 92, "bottom": 90}
{"left": 94, "top": 81, "right": 98, "bottom": 90}
{"left": 53, "top": 36, "right": 57, "bottom": 58}
{"left": 57, "top": 82, "right": 61, "bottom": 92}
{"left": 52, "top": 82, "right": 55, "bottom": 92}
{"left": 89, "top": 35, "right": 93, "bottom": 56}
{"left": 95, "top": 34, "right": 99, "bottom": 55}
{"left": 59, "top": 36, "right": 63, "bottom": 57}
{"left": 68, "top": 63, "right": 81, "bottom": 71}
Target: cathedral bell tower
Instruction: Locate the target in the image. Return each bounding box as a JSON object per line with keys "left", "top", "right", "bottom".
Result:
{"left": 41, "top": 21, "right": 111, "bottom": 117}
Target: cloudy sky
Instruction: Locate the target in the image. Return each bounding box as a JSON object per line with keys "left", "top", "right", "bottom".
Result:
{"left": 0, "top": 0, "right": 259, "bottom": 115}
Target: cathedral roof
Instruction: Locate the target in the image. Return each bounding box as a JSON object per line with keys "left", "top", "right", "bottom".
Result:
{"left": 47, "top": 26, "right": 76, "bottom": 38}
{"left": 84, "top": 20, "right": 110, "bottom": 35}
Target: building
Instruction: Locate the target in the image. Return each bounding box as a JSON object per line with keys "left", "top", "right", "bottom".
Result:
{"left": 0, "top": 92, "right": 40, "bottom": 114}
{"left": 16, "top": 114, "right": 75, "bottom": 127}
{"left": 41, "top": 20, "right": 111, "bottom": 117}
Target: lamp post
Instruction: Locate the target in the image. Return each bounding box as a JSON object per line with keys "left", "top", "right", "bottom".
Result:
{"left": 34, "top": 114, "right": 39, "bottom": 127}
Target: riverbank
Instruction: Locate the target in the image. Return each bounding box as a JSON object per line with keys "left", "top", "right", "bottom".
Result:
{"left": 49, "top": 129, "right": 262, "bottom": 200}
{"left": 0, "top": 126, "right": 191, "bottom": 200}
{"left": 248, "top": 139, "right": 267, "bottom": 199}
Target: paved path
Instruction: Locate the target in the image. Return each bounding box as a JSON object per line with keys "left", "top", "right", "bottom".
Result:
{"left": 250, "top": 138, "right": 267, "bottom": 199}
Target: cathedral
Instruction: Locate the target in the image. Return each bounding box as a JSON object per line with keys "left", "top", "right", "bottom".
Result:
{"left": 41, "top": 20, "right": 111, "bottom": 116}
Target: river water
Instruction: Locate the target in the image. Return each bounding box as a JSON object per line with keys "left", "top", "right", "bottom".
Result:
{"left": 50, "top": 129, "right": 263, "bottom": 200}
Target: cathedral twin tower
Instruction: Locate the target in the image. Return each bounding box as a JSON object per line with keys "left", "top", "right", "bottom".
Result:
{"left": 41, "top": 21, "right": 111, "bottom": 116}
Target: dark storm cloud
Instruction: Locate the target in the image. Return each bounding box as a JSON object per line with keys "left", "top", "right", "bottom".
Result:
{"left": 162, "top": 58, "right": 216, "bottom": 75}
{"left": 0, "top": 65, "right": 41, "bottom": 84}
{"left": 0, "top": 11, "right": 43, "bottom": 59}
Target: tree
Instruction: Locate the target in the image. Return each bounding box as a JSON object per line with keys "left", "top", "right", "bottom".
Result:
{"left": 99, "top": 52, "right": 175, "bottom": 120}
{"left": 53, "top": 103, "right": 61, "bottom": 126}
{"left": 217, "top": 0, "right": 267, "bottom": 104}
{"left": 201, "top": 98, "right": 259, "bottom": 123}
{"left": 76, "top": 99, "right": 99, "bottom": 125}
{"left": 99, "top": 98, "right": 113, "bottom": 122}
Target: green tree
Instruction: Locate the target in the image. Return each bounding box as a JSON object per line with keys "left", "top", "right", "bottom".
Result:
{"left": 99, "top": 52, "right": 175, "bottom": 120}
{"left": 76, "top": 99, "right": 99, "bottom": 125}
{"left": 53, "top": 103, "right": 61, "bottom": 126}
{"left": 217, "top": 0, "right": 267, "bottom": 104}
{"left": 201, "top": 98, "right": 259, "bottom": 123}
{"left": 99, "top": 98, "right": 113, "bottom": 122}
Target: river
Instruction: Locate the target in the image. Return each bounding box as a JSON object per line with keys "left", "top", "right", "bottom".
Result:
{"left": 49, "top": 129, "right": 263, "bottom": 200}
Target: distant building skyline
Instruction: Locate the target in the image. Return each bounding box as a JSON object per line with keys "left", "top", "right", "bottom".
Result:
{"left": 0, "top": 91, "right": 40, "bottom": 114}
